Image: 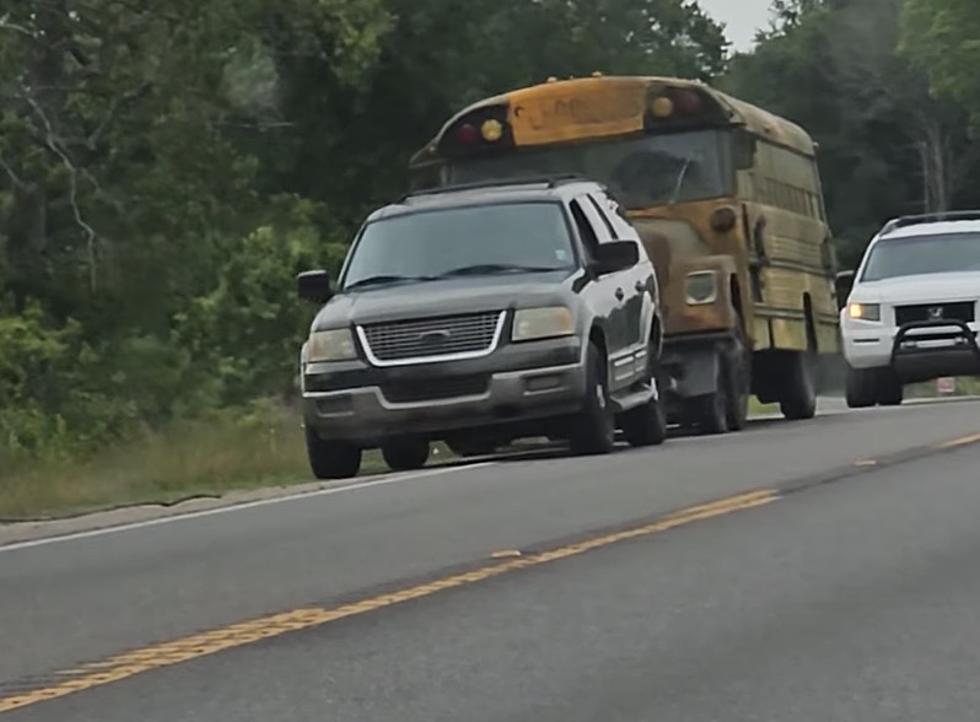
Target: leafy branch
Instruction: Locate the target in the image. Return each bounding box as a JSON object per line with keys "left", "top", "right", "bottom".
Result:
{"left": 19, "top": 81, "right": 100, "bottom": 291}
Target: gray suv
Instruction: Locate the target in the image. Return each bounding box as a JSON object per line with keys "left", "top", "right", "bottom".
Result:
{"left": 297, "top": 177, "right": 666, "bottom": 478}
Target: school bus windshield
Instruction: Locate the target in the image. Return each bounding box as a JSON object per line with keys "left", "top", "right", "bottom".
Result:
{"left": 446, "top": 129, "right": 733, "bottom": 209}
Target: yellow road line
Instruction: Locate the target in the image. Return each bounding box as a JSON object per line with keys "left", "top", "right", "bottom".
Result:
{"left": 939, "top": 432, "right": 980, "bottom": 450}
{"left": 0, "top": 489, "right": 777, "bottom": 714}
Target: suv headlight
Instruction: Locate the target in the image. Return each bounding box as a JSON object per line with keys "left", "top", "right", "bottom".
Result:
{"left": 307, "top": 328, "right": 357, "bottom": 362}
{"left": 685, "top": 271, "right": 718, "bottom": 305}
{"left": 848, "top": 303, "right": 881, "bottom": 322}
{"left": 512, "top": 307, "right": 574, "bottom": 342}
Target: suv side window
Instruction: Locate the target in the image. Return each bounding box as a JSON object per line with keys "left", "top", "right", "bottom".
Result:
{"left": 591, "top": 192, "right": 638, "bottom": 240}
{"left": 586, "top": 195, "right": 618, "bottom": 238}
{"left": 576, "top": 196, "right": 615, "bottom": 245}
{"left": 570, "top": 199, "right": 603, "bottom": 261}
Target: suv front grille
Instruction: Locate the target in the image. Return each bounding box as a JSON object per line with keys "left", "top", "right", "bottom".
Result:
{"left": 895, "top": 301, "right": 975, "bottom": 326}
{"left": 381, "top": 375, "right": 490, "bottom": 404}
{"left": 359, "top": 311, "right": 504, "bottom": 364}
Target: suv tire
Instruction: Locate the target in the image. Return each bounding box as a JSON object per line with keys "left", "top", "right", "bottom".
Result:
{"left": 622, "top": 352, "right": 668, "bottom": 448}
{"left": 382, "top": 438, "right": 430, "bottom": 471}
{"left": 845, "top": 366, "right": 878, "bottom": 408}
{"left": 876, "top": 369, "right": 904, "bottom": 406}
{"left": 570, "top": 342, "right": 616, "bottom": 455}
{"left": 780, "top": 351, "right": 817, "bottom": 420}
{"left": 305, "top": 427, "right": 362, "bottom": 479}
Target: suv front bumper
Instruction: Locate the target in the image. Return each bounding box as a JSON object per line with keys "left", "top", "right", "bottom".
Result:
{"left": 844, "top": 319, "right": 980, "bottom": 380}
{"left": 302, "top": 338, "right": 587, "bottom": 444}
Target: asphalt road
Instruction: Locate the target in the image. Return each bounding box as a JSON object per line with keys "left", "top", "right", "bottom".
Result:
{"left": 2, "top": 398, "right": 980, "bottom": 720}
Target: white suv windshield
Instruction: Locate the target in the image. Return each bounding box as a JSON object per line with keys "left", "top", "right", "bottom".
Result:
{"left": 343, "top": 202, "right": 574, "bottom": 290}
{"left": 862, "top": 233, "right": 980, "bottom": 281}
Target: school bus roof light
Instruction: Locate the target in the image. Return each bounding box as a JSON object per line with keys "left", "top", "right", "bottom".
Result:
{"left": 650, "top": 96, "right": 675, "bottom": 119}
{"left": 481, "top": 119, "right": 503, "bottom": 142}
{"left": 457, "top": 123, "right": 480, "bottom": 145}
{"left": 674, "top": 90, "right": 703, "bottom": 115}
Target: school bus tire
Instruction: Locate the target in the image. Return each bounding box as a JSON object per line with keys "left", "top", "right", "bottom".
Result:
{"left": 780, "top": 351, "right": 817, "bottom": 420}
{"left": 692, "top": 356, "right": 730, "bottom": 435}
{"left": 725, "top": 327, "right": 750, "bottom": 431}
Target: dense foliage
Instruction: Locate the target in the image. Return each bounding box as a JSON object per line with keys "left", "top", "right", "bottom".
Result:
{"left": 0, "top": 0, "right": 725, "bottom": 456}
{"left": 0, "top": 0, "right": 975, "bottom": 458}
{"left": 725, "top": 0, "right": 980, "bottom": 268}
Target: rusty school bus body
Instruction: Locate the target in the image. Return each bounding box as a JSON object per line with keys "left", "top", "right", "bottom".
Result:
{"left": 410, "top": 76, "right": 840, "bottom": 430}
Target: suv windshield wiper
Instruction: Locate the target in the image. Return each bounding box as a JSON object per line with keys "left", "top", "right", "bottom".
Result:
{"left": 438, "top": 263, "right": 566, "bottom": 278}
{"left": 344, "top": 274, "right": 437, "bottom": 290}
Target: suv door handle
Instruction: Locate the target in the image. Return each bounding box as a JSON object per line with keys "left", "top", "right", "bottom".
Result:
{"left": 615, "top": 288, "right": 625, "bottom": 302}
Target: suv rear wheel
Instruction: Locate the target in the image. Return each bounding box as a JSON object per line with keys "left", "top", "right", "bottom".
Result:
{"left": 570, "top": 342, "right": 616, "bottom": 455}
{"left": 305, "top": 427, "right": 362, "bottom": 479}
{"left": 382, "top": 438, "right": 430, "bottom": 471}
{"left": 622, "top": 348, "right": 668, "bottom": 448}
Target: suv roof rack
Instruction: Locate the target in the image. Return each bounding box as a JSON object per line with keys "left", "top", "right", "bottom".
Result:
{"left": 880, "top": 211, "right": 980, "bottom": 235}
{"left": 401, "top": 174, "right": 590, "bottom": 202}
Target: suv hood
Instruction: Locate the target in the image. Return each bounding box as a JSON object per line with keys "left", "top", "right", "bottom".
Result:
{"left": 313, "top": 270, "right": 578, "bottom": 329}
{"left": 853, "top": 271, "right": 980, "bottom": 305}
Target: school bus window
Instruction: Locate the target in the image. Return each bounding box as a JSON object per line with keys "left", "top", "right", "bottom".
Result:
{"left": 447, "top": 129, "right": 735, "bottom": 210}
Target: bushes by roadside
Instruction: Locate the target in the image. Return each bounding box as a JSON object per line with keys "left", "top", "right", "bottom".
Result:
{"left": 0, "top": 400, "right": 309, "bottom": 521}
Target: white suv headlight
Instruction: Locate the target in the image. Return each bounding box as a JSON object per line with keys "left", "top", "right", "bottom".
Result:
{"left": 307, "top": 328, "right": 357, "bottom": 362}
{"left": 512, "top": 307, "right": 574, "bottom": 342}
{"left": 848, "top": 303, "right": 881, "bottom": 322}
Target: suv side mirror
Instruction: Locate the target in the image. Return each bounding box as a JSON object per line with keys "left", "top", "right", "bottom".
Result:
{"left": 297, "top": 270, "right": 333, "bottom": 303}
{"left": 835, "top": 270, "right": 856, "bottom": 308}
{"left": 593, "top": 241, "right": 639, "bottom": 275}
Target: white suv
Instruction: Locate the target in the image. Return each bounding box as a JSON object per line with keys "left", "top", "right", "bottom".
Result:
{"left": 840, "top": 213, "right": 980, "bottom": 408}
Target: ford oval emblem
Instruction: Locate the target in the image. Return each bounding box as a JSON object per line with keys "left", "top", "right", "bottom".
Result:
{"left": 418, "top": 329, "right": 452, "bottom": 346}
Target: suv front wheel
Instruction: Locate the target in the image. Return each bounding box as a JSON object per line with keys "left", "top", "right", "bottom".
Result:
{"left": 305, "top": 427, "right": 362, "bottom": 479}
{"left": 845, "top": 365, "right": 877, "bottom": 408}
{"left": 382, "top": 438, "right": 431, "bottom": 471}
{"left": 570, "top": 342, "right": 616, "bottom": 455}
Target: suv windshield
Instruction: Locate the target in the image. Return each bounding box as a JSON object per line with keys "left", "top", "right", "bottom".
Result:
{"left": 444, "top": 130, "right": 733, "bottom": 209}
{"left": 343, "top": 202, "right": 574, "bottom": 290}
{"left": 862, "top": 233, "right": 980, "bottom": 281}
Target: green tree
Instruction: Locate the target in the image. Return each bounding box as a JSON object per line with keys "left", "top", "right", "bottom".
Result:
{"left": 900, "top": 0, "right": 980, "bottom": 128}
{"left": 0, "top": 0, "right": 389, "bottom": 452}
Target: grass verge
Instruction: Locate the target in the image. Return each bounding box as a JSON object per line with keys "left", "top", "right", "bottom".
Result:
{"left": 0, "top": 403, "right": 386, "bottom": 522}
{"left": 749, "top": 397, "right": 777, "bottom": 415}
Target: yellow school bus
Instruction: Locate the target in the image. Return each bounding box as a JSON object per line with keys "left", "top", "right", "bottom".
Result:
{"left": 410, "top": 76, "right": 840, "bottom": 431}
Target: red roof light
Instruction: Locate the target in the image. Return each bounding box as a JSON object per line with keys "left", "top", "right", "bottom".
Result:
{"left": 674, "top": 90, "right": 703, "bottom": 115}
{"left": 457, "top": 123, "right": 480, "bottom": 145}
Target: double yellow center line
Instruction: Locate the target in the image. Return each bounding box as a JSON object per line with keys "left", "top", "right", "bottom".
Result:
{"left": 0, "top": 489, "right": 777, "bottom": 714}
{"left": 6, "top": 429, "right": 980, "bottom": 715}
